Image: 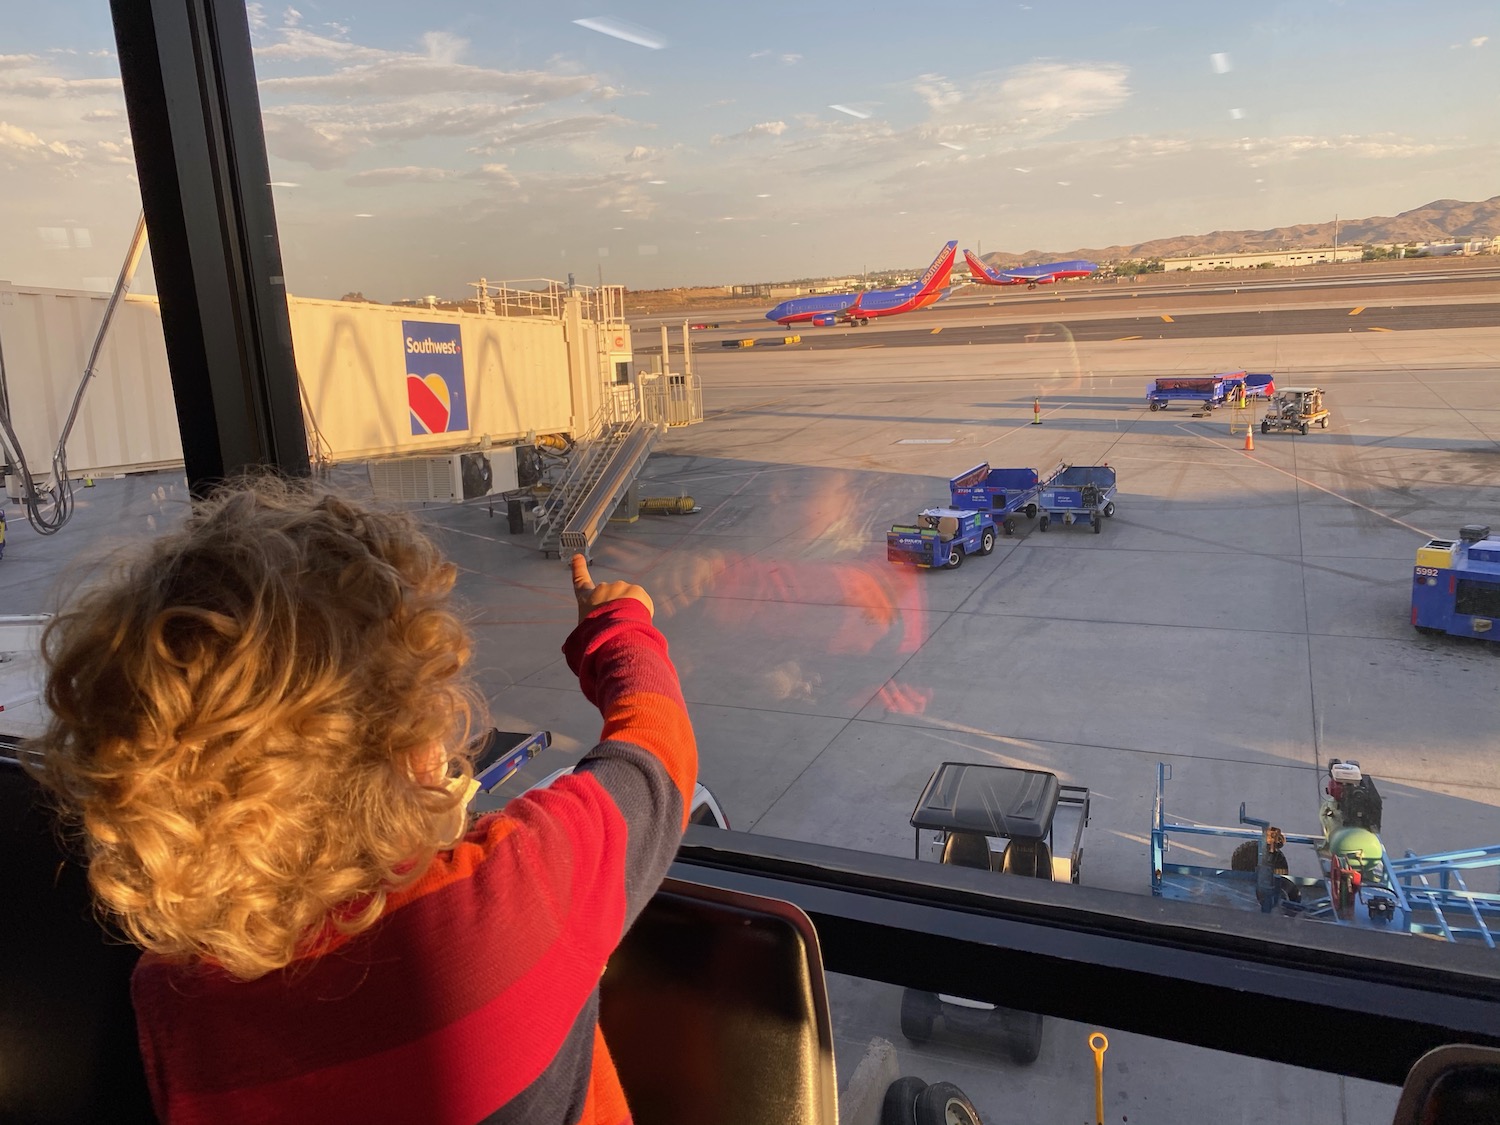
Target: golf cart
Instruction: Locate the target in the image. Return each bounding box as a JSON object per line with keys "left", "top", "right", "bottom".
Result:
{"left": 898, "top": 762, "right": 1090, "bottom": 1065}
{"left": 1261, "top": 387, "right": 1330, "bottom": 435}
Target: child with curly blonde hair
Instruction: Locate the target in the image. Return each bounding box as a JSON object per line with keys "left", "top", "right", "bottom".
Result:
{"left": 32, "top": 478, "right": 698, "bottom": 1125}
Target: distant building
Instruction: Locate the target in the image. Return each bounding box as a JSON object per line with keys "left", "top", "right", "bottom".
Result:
{"left": 1163, "top": 247, "right": 1363, "bottom": 271}
{"left": 1413, "top": 237, "right": 1495, "bottom": 256}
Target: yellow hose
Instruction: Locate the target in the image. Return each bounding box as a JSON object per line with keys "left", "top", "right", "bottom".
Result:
{"left": 639, "top": 496, "right": 697, "bottom": 515}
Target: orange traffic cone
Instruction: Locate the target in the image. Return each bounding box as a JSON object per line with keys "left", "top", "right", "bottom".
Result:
{"left": 1244, "top": 426, "right": 1255, "bottom": 452}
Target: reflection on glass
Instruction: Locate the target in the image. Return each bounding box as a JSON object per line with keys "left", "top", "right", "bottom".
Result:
{"left": 7, "top": 4, "right": 1499, "bottom": 975}
{"left": 828, "top": 973, "right": 1401, "bottom": 1125}
{"left": 0, "top": 6, "right": 181, "bottom": 742}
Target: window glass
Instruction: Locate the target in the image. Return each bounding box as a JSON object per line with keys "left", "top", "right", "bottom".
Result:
{"left": 246, "top": 0, "right": 1499, "bottom": 965}
{"left": 11, "top": 0, "right": 1498, "bottom": 997}
{"left": 826, "top": 973, "right": 1401, "bottom": 1125}
{"left": 0, "top": 6, "right": 180, "bottom": 739}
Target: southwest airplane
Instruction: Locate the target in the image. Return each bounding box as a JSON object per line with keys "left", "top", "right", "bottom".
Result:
{"left": 766, "top": 241, "right": 958, "bottom": 326}
{"left": 963, "top": 249, "right": 1097, "bottom": 288}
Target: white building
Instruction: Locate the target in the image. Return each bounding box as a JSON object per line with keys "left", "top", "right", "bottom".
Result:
{"left": 1163, "top": 247, "right": 1364, "bottom": 271}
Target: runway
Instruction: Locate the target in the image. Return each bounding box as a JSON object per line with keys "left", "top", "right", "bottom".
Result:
{"left": 666, "top": 301, "right": 1500, "bottom": 352}
{"left": 626, "top": 261, "right": 1500, "bottom": 334}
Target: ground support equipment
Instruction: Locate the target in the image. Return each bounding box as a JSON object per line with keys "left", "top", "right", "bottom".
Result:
{"left": 1035, "top": 463, "right": 1117, "bottom": 534}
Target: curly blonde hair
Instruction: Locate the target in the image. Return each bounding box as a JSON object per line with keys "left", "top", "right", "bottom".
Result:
{"left": 29, "top": 477, "right": 485, "bottom": 981}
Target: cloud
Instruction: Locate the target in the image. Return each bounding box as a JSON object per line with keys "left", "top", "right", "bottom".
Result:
{"left": 342, "top": 160, "right": 525, "bottom": 191}
{"left": 913, "top": 74, "right": 963, "bottom": 112}
{"left": 261, "top": 60, "right": 597, "bottom": 100}
{"left": 469, "top": 113, "right": 631, "bottom": 153}
{"left": 0, "top": 74, "right": 122, "bottom": 98}
{"left": 259, "top": 113, "right": 366, "bottom": 168}
{"left": 0, "top": 119, "right": 81, "bottom": 159}
{"left": 345, "top": 165, "right": 456, "bottom": 186}
{"left": 994, "top": 62, "right": 1130, "bottom": 131}
{"left": 0, "top": 54, "right": 41, "bottom": 70}
{"left": 81, "top": 108, "right": 122, "bottom": 123}
{"left": 421, "top": 32, "right": 468, "bottom": 64}
{"left": 1472, "top": 36, "right": 1489, "bottom": 48}
{"left": 625, "top": 144, "right": 656, "bottom": 161}
{"left": 261, "top": 101, "right": 615, "bottom": 167}
{"left": 465, "top": 163, "right": 519, "bottom": 188}
{"left": 1233, "top": 134, "right": 1446, "bottom": 165}
{"left": 715, "top": 120, "right": 789, "bottom": 143}
{"left": 255, "top": 28, "right": 388, "bottom": 62}
{"left": 909, "top": 62, "right": 1130, "bottom": 154}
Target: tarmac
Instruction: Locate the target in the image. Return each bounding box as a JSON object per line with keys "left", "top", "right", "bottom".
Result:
{"left": 2, "top": 316, "right": 1497, "bottom": 1124}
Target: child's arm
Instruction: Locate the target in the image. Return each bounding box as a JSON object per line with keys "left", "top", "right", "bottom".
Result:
{"left": 558, "top": 591, "right": 698, "bottom": 930}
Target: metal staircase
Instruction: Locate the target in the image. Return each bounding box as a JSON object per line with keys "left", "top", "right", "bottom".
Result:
{"left": 535, "top": 414, "right": 665, "bottom": 559}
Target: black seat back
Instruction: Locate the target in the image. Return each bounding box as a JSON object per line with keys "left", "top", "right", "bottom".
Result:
{"left": 0, "top": 753, "right": 158, "bottom": 1125}
{"left": 1000, "top": 836, "right": 1054, "bottom": 880}
{"left": 599, "top": 876, "right": 838, "bottom": 1125}
{"left": 940, "top": 829, "right": 994, "bottom": 871}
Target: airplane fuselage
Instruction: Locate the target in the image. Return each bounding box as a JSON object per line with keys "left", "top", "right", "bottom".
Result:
{"left": 767, "top": 241, "right": 957, "bottom": 326}
{"left": 963, "top": 250, "right": 1098, "bottom": 287}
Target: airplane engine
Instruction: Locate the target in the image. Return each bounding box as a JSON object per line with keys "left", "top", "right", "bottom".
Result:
{"left": 811, "top": 314, "right": 838, "bottom": 327}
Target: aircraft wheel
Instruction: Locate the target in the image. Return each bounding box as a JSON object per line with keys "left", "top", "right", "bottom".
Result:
{"left": 914, "top": 1081, "right": 984, "bottom": 1125}
{"left": 978, "top": 529, "right": 996, "bottom": 556}
{"left": 1005, "top": 1011, "right": 1045, "bottom": 1067}
{"left": 899, "top": 990, "right": 938, "bottom": 1044}
{"left": 881, "top": 1076, "right": 928, "bottom": 1125}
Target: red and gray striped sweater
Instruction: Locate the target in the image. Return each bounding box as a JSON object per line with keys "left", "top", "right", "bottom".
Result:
{"left": 131, "top": 599, "right": 698, "bottom": 1125}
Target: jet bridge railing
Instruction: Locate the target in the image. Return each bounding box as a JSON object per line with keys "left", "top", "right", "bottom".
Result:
{"left": 640, "top": 372, "right": 702, "bottom": 427}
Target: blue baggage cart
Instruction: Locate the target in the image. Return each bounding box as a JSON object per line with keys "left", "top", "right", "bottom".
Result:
{"left": 1035, "top": 463, "right": 1117, "bottom": 534}
{"left": 947, "top": 463, "right": 1042, "bottom": 536}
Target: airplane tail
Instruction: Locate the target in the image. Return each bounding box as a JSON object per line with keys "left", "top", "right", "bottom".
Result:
{"left": 963, "top": 248, "right": 1001, "bottom": 284}
{"left": 916, "top": 241, "right": 958, "bottom": 295}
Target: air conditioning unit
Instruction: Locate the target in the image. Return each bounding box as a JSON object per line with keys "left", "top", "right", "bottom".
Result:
{"left": 367, "top": 449, "right": 520, "bottom": 504}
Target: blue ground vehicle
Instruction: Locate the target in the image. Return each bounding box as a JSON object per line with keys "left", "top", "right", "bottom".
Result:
{"left": 947, "top": 463, "right": 1041, "bottom": 536}
{"left": 1152, "top": 761, "right": 1500, "bottom": 947}
{"left": 1412, "top": 524, "right": 1500, "bottom": 644}
{"left": 887, "top": 508, "right": 997, "bottom": 569}
{"left": 1243, "top": 373, "right": 1276, "bottom": 399}
{"left": 1035, "top": 463, "right": 1117, "bottom": 534}
{"left": 1145, "top": 370, "right": 1246, "bottom": 412}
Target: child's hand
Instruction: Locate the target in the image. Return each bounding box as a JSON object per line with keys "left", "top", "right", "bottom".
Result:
{"left": 571, "top": 554, "right": 654, "bottom": 622}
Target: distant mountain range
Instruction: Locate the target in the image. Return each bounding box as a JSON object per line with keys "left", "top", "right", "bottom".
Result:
{"left": 978, "top": 195, "right": 1500, "bottom": 267}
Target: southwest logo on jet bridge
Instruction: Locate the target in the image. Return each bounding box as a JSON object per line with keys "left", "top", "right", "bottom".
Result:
{"left": 403, "top": 321, "right": 469, "bottom": 435}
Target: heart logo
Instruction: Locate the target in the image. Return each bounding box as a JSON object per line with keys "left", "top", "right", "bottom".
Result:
{"left": 408, "top": 373, "right": 452, "bottom": 433}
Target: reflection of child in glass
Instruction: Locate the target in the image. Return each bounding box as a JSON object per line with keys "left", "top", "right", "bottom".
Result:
{"left": 32, "top": 480, "right": 698, "bottom": 1125}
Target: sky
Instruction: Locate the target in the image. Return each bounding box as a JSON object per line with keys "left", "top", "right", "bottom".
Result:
{"left": 1, "top": 1, "right": 1496, "bottom": 299}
